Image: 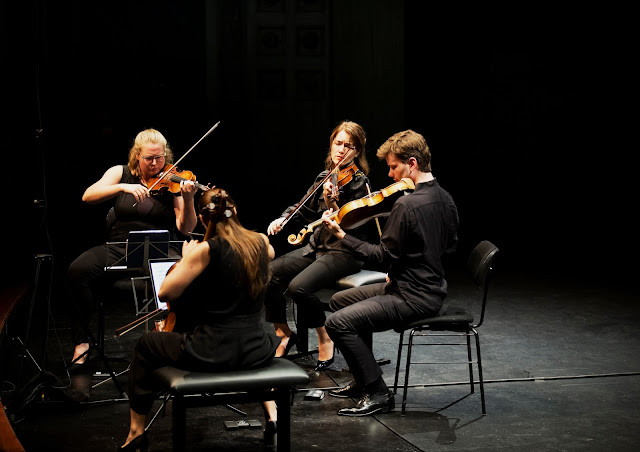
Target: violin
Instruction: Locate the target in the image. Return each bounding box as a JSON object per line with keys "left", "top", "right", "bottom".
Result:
{"left": 329, "top": 163, "right": 358, "bottom": 201}
{"left": 273, "top": 148, "right": 356, "bottom": 234}
{"left": 132, "top": 121, "right": 220, "bottom": 207}
{"left": 147, "top": 164, "right": 210, "bottom": 195}
{"left": 288, "top": 177, "right": 415, "bottom": 245}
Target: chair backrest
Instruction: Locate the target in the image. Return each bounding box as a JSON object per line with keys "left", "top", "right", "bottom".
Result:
{"left": 106, "top": 206, "right": 116, "bottom": 233}
{"left": 466, "top": 240, "right": 499, "bottom": 328}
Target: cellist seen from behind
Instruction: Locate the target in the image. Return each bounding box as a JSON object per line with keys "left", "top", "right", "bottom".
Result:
{"left": 118, "top": 188, "right": 279, "bottom": 451}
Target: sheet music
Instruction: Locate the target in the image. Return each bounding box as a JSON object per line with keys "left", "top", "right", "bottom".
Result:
{"left": 149, "top": 260, "right": 178, "bottom": 310}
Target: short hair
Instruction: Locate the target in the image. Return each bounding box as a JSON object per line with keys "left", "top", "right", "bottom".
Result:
{"left": 127, "top": 129, "right": 174, "bottom": 176}
{"left": 376, "top": 129, "right": 431, "bottom": 172}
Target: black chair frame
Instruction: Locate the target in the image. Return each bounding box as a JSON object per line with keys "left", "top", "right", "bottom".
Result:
{"left": 393, "top": 240, "right": 499, "bottom": 415}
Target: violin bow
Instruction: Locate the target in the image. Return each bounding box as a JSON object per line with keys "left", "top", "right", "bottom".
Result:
{"left": 146, "top": 121, "right": 221, "bottom": 193}
{"left": 278, "top": 147, "right": 355, "bottom": 232}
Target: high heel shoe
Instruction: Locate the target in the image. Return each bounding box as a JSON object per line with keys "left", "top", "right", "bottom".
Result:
{"left": 117, "top": 432, "right": 148, "bottom": 452}
{"left": 314, "top": 344, "right": 336, "bottom": 372}
{"left": 280, "top": 332, "right": 298, "bottom": 358}
{"left": 69, "top": 347, "right": 92, "bottom": 370}
{"left": 263, "top": 420, "right": 277, "bottom": 447}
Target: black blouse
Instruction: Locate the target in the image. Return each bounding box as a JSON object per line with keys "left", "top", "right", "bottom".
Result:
{"left": 174, "top": 236, "right": 277, "bottom": 370}
{"left": 342, "top": 179, "right": 459, "bottom": 316}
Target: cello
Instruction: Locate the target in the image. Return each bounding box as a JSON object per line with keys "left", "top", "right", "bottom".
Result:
{"left": 114, "top": 189, "right": 223, "bottom": 337}
{"left": 287, "top": 177, "right": 415, "bottom": 245}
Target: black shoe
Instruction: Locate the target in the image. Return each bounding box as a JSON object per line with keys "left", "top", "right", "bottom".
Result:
{"left": 263, "top": 420, "right": 277, "bottom": 447}
{"left": 118, "top": 432, "right": 148, "bottom": 452}
{"left": 314, "top": 356, "right": 334, "bottom": 372}
{"left": 281, "top": 333, "right": 298, "bottom": 358}
{"left": 314, "top": 343, "right": 336, "bottom": 371}
{"left": 337, "top": 391, "right": 395, "bottom": 417}
{"left": 69, "top": 347, "right": 92, "bottom": 368}
{"left": 329, "top": 380, "right": 363, "bottom": 399}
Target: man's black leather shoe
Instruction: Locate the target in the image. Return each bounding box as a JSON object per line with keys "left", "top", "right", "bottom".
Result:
{"left": 337, "top": 391, "right": 395, "bottom": 417}
{"left": 329, "top": 380, "right": 363, "bottom": 399}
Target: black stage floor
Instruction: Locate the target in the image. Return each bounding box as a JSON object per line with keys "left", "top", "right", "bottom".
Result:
{"left": 4, "top": 265, "right": 640, "bottom": 451}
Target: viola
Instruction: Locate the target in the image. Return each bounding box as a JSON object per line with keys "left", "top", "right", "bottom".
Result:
{"left": 287, "top": 177, "right": 415, "bottom": 245}
{"left": 147, "top": 164, "right": 210, "bottom": 195}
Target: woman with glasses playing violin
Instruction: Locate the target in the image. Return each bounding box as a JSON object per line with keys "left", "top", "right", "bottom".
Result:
{"left": 265, "top": 120, "right": 371, "bottom": 371}
{"left": 66, "top": 128, "right": 198, "bottom": 368}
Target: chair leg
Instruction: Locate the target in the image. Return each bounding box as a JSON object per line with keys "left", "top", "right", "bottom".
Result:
{"left": 172, "top": 395, "right": 186, "bottom": 452}
{"left": 97, "top": 303, "right": 105, "bottom": 351}
{"left": 276, "top": 387, "right": 292, "bottom": 452}
{"left": 466, "top": 334, "right": 475, "bottom": 394}
{"left": 474, "top": 331, "right": 486, "bottom": 415}
{"left": 401, "top": 329, "right": 415, "bottom": 414}
{"left": 297, "top": 327, "right": 309, "bottom": 355}
{"left": 393, "top": 331, "right": 405, "bottom": 394}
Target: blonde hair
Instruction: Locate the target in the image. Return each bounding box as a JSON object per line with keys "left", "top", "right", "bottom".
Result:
{"left": 127, "top": 129, "right": 175, "bottom": 176}
{"left": 376, "top": 129, "right": 432, "bottom": 172}
{"left": 199, "top": 188, "right": 270, "bottom": 299}
{"left": 324, "top": 120, "right": 369, "bottom": 175}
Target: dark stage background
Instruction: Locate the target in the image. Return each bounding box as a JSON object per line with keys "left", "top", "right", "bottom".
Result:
{"left": 2, "top": 1, "right": 635, "bottom": 303}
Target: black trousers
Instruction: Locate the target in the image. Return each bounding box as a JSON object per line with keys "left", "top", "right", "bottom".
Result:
{"left": 128, "top": 331, "right": 189, "bottom": 415}
{"left": 264, "top": 248, "right": 362, "bottom": 328}
{"left": 67, "top": 244, "right": 127, "bottom": 345}
{"left": 326, "top": 283, "right": 425, "bottom": 388}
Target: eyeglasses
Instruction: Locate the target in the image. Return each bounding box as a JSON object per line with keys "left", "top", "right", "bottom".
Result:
{"left": 140, "top": 154, "right": 166, "bottom": 163}
{"left": 333, "top": 140, "right": 356, "bottom": 151}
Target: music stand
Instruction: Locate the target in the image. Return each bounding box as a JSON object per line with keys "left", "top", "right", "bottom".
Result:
{"left": 105, "top": 230, "right": 175, "bottom": 316}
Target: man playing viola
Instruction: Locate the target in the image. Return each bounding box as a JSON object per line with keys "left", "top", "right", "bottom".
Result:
{"left": 321, "top": 129, "right": 459, "bottom": 416}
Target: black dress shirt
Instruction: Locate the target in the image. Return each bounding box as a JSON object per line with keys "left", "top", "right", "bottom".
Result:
{"left": 342, "top": 179, "right": 459, "bottom": 315}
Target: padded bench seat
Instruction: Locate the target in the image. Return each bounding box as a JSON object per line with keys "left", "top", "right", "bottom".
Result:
{"left": 152, "top": 358, "right": 310, "bottom": 451}
{"left": 296, "top": 269, "right": 387, "bottom": 355}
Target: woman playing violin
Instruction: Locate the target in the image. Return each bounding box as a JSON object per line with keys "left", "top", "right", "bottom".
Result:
{"left": 118, "top": 187, "right": 279, "bottom": 451}
{"left": 67, "top": 128, "right": 197, "bottom": 366}
{"left": 265, "top": 120, "right": 371, "bottom": 371}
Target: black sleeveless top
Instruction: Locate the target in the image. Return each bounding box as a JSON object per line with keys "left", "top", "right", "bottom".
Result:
{"left": 175, "top": 236, "right": 277, "bottom": 370}
{"left": 107, "top": 165, "right": 178, "bottom": 242}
